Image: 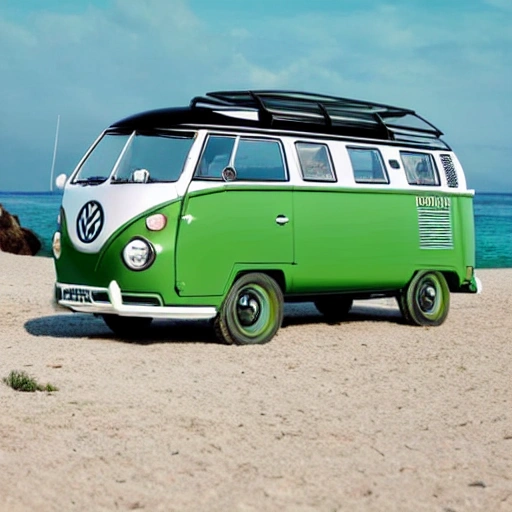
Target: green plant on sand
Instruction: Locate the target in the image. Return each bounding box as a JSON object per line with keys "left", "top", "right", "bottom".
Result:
{"left": 3, "top": 370, "right": 58, "bottom": 392}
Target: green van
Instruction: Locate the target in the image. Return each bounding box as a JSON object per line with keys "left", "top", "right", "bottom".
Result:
{"left": 52, "top": 90, "right": 481, "bottom": 344}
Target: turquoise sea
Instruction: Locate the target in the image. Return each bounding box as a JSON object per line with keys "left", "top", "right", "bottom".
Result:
{"left": 0, "top": 191, "right": 511, "bottom": 268}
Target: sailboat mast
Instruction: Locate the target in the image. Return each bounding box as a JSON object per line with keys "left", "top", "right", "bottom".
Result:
{"left": 49, "top": 114, "right": 60, "bottom": 192}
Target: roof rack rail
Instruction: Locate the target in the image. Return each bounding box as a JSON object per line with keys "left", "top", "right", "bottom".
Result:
{"left": 190, "top": 90, "right": 444, "bottom": 144}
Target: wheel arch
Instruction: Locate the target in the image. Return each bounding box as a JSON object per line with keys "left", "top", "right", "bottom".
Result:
{"left": 232, "top": 268, "right": 287, "bottom": 294}
{"left": 403, "top": 269, "right": 460, "bottom": 293}
{"left": 440, "top": 271, "right": 461, "bottom": 292}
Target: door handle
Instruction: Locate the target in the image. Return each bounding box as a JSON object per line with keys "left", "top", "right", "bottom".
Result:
{"left": 276, "top": 215, "right": 289, "bottom": 226}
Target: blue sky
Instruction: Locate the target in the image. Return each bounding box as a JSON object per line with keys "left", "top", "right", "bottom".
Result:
{"left": 0, "top": 0, "right": 510, "bottom": 192}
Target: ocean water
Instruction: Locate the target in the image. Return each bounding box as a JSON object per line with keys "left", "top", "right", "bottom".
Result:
{"left": 473, "top": 193, "right": 512, "bottom": 268}
{"left": 0, "top": 192, "right": 61, "bottom": 257}
{"left": 0, "top": 191, "right": 510, "bottom": 268}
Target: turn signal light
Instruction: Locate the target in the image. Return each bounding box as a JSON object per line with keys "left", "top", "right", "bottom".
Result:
{"left": 52, "top": 232, "right": 62, "bottom": 259}
{"left": 146, "top": 214, "right": 167, "bottom": 231}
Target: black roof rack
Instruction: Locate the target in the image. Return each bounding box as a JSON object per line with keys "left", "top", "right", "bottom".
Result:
{"left": 190, "top": 90, "right": 445, "bottom": 146}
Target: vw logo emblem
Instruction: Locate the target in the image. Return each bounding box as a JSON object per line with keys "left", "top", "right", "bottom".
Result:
{"left": 76, "top": 201, "right": 104, "bottom": 244}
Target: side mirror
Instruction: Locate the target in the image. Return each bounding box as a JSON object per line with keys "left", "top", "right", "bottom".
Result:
{"left": 221, "top": 167, "right": 237, "bottom": 182}
{"left": 132, "top": 169, "right": 150, "bottom": 183}
{"left": 55, "top": 173, "right": 67, "bottom": 190}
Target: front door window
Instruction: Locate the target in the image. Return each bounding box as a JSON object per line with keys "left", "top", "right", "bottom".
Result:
{"left": 195, "top": 135, "right": 287, "bottom": 181}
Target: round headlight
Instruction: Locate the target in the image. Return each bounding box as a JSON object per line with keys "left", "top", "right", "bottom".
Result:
{"left": 122, "top": 237, "right": 155, "bottom": 271}
{"left": 52, "top": 232, "right": 62, "bottom": 259}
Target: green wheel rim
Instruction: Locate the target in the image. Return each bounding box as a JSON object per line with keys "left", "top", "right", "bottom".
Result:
{"left": 232, "top": 284, "right": 275, "bottom": 339}
{"left": 414, "top": 275, "right": 444, "bottom": 320}
{"left": 215, "top": 273, "right": 283, "bottom": 345}
{"left": 402, "top": 270, "right": 450, "bottom": 326}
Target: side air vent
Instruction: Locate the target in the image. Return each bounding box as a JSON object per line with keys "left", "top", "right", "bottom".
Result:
{"left": 440, "top": 154, "right": 458, "bottom": 188}
{"left": 417, "top": 204, "right": 453, "bottom": 249}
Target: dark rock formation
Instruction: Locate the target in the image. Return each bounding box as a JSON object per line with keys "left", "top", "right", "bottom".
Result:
{"left": 0, "top": 204, "right": 42, "bottom": 256}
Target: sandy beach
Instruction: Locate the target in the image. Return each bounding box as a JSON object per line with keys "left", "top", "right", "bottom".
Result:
{"left": 0, "top": 251, "right": 511, "bottom": 511}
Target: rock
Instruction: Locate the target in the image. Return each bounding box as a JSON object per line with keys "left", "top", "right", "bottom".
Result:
{"left": 21, "top": 227, "right": 43, "bottom": 255}
{"left": 0, "top": 204, "right": 42, "bottom": 256}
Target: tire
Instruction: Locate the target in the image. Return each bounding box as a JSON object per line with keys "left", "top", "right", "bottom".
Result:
{"left": 398, "top": 271, "right": 450, "bottom": 326}
{"left": 102, "top": 314, "right": 153, "bottom": 337}
{"left": 314, "top": 297, "right": 353, "bottom": 322}
{"left": 214, "top": 273, "right": 284, "bottom": 345}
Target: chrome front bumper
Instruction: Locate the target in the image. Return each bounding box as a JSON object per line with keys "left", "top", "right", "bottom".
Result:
{"left": 54, "top": 281, "right": 217, "bottom": 320}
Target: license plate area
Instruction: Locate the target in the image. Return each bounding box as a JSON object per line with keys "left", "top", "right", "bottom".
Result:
{"left": 62, "top": 287, "right": 92, "bottom": 303}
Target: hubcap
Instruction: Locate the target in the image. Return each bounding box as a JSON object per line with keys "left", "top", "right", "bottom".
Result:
{"left": 237, "top": 291, "right": 261, "bottom": 326}
{"left": 418, "top": 281, "right": 437, "bottom": 313}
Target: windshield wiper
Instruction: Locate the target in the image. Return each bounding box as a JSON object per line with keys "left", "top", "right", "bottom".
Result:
{"left": 74, "top": 176, "right": 108, "bottom": 186}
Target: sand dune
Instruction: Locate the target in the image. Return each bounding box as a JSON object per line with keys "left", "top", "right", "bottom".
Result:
{"left": 0, "top": 252, "right": 511, "bottom": 511}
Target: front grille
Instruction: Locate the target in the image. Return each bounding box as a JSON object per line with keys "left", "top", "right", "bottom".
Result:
{"left": 417, "top": 207, "right": 453, "bottom": 249}
{"left": 440, "top": 154, "right": 458, "bottom": 188}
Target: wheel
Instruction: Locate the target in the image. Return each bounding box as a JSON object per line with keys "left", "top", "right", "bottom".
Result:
{"left": 102, "top": 314, "right": 153, "bottom": 337}
{"left": 314, "top": 296, "right": 353, "bottom": 322}
{"left": 214, "top": 273, "right": 284, "bottom": 345}
{"left": 398, "top": 271, "right": 450, "bottom": 326}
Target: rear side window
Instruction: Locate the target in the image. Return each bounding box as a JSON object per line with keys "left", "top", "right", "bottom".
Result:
{"left": 401, "top": 152, "right": 439, "bottom": 186}
{"left": 347, "top": 147, "right": 388, "bottom": 184}
{"left": 195, "top": 136, "right": 287, "bottom": 181}
{"left": 296, "top": 142, "right": 336, "bottom": 182}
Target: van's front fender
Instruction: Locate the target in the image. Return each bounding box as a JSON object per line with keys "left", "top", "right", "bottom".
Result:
{"left": 54, "top": 200, "right": 183, "bottom": 304}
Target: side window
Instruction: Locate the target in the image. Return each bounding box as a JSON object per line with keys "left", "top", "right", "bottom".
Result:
{"left": 347, "top": 147, "right": 388, "bottom": 184}
{"left": 195, "top": 136, "right": 236, "bottom": 179}
{"left": 295, "top": 142, "right": 336, "bottom": 182}
{"left": 400, "top": 152, "right": 439, "bottom": 186}
{"left": 234, "top": 139, "right": 287, "bottom": 181}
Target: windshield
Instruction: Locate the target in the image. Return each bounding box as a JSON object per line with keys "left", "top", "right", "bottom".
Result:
{"left": 73, "top": 131, "right": 195, "bottom": 184}
{"left": 74, "top": 133, "right": 130, "bottom": 184}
